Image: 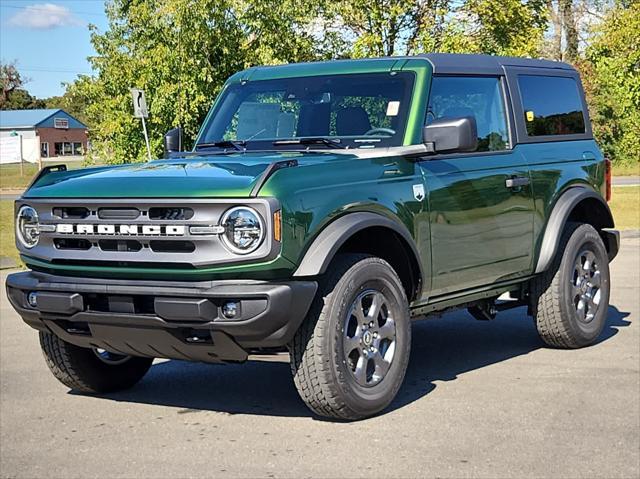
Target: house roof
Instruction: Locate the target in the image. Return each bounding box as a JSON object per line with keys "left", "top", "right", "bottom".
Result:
{"left": 0, "top": 109, "right": 87, "bottom": 129}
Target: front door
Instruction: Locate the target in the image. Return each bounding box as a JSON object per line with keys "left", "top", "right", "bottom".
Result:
{"left": 419, "top": 75, "right": 534, "bottom": 297}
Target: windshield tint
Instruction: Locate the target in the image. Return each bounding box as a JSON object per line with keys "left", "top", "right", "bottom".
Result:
{"left": 197, "top": 72, "right": 415, "bottom": 149}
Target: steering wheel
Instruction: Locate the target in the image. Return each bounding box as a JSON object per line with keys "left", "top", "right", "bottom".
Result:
{"left": 363, "top": 127, "right": 395, "bottom": 137}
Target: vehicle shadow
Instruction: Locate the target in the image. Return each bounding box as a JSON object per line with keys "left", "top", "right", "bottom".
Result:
{"left": 91, "top": 305, "right": 631, "bottom": 419}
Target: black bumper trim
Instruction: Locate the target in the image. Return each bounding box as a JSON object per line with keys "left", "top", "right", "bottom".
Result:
{"left": 6, "top": 271, "right": 317, "bottom": 362}
{"left": 602, "top": 229, "right": 620, "bottom": 262}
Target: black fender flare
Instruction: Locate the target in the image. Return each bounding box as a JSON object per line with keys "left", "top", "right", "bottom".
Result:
{"left": 292, "top": 212, "right": 423, "bottom": 282}
{"left": 535, "top": 186, "right": 615, "bottom": 274}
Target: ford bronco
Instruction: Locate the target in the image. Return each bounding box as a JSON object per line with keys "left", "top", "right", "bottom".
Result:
{"left": 6, "top": 54, "right": 619, "bottom": 420}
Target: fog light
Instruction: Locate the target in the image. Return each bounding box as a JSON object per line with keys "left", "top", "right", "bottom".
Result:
{"left": 27, "top": 291, "right": 38, "bottom": 308}
{"left": 222, "top": 301, "right": 239, "bottom": 319}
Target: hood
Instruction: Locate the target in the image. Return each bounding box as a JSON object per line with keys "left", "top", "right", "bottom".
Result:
{"left": 23, "top": 151, "right": 348, "bottom": 199}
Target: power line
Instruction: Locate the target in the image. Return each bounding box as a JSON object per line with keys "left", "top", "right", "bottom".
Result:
{"left": 20, "top": 67, "right": 93, "bottom": 75}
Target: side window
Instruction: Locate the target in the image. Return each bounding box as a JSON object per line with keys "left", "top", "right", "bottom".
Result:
{"left": 517, "top": 75, "right": 585, "bottom": 136}
{"left": 427, "top": 76, "right": 509, "bottom": 152}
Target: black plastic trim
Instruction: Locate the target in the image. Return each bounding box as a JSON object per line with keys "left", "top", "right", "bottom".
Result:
{"left": 6, "top": 271, "right": 318, "bottom": 357}
{"left": 534, "top": 186, "right": 615, "bottom": 273}
{"left": 23, "top": 164, "right": 67, "bottom": 193}
{"left": 293, "top": 212, "right": 423, "bottom": 283}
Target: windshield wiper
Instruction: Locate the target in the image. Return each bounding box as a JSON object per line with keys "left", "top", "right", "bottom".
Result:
{"left": 195, "top": 140, "right": 246, "bottom": 152}
{"left": 272, "top": 137, "right": 345, "bottom": 149}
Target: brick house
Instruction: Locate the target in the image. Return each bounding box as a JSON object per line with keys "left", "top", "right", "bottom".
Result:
{"left": 0, "top": 109, "right": 88, "bottom": 162}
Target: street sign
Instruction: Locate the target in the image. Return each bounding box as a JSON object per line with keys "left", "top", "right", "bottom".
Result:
{"left": 130, "top": 88, "right": 148, "bottom": 118}
{"left": 130, "top": 87, "right": 152, "bottom": 161}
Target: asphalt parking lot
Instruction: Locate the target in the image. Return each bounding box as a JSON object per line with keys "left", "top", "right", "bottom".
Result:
{"left": 1, "top": 235, "right": 638, "bottom": 479}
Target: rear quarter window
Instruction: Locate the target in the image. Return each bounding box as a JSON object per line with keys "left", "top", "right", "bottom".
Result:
{"left": 517, "top": 75, "right": 586, "bottom": 136}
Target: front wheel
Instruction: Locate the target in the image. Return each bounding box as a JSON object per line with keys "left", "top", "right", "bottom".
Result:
{"left": 289, "top": 254, "right": 411, "bottom": 420}
{"left": 40, "top": 332, "right": 154, "bottom": 393}
{"left": 531, "top": 223, "right": 611, "bottom": 348}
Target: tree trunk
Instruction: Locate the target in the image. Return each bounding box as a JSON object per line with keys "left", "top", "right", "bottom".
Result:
{"left": 560, "top": 0, "right": 578, "bottom": 62}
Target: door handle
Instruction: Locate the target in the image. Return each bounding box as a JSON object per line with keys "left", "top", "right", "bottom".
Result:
{"left": 505, "top": 176, "right": 530, "bottom": 188}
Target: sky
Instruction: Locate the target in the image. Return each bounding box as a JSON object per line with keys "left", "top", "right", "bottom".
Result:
{"left": 0, "top": 0, "right": 109, "bottom": 98}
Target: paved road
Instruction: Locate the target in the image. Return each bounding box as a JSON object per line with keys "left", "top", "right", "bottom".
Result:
{"left": 613, "top": 176, "right": 640, "bottom": 186}
{"left": 1, "top": 239, "right": 638, "bottom": 478}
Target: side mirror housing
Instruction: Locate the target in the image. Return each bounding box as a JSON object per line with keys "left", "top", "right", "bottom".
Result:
{"left": 423, "top": 116, "right": 478, "bottom": 154}
{"left": 163, "top": 127, "right": 183, "bottom": 158}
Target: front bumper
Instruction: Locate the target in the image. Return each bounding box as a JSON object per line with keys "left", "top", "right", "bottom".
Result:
{"left": 6, "top": 271, "right": 317, "bottom": 363}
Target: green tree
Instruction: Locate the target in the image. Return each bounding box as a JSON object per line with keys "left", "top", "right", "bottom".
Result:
{"left": 73, "top": 0, "right": 328, "bottom": 164}
{"left": 0, "top": 62, "right": 46, "bottom": 110}
{"left": 332, "top": 0, "right": 547, "bottom": 57}
{"left": 583, "top": 1, "right": 639, "bottom": 165}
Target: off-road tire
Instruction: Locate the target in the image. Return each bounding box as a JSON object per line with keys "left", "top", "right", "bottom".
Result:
{"left": 531, "top": 222, "right": 610, "bottom": 348}
{"left": 39, "top": 332, "right": 154, "bottom": 393}
{"left": 289, "top": 254, "right": 411, "bottom": 420}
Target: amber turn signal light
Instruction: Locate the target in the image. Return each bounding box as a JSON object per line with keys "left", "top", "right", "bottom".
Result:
{"left": 273, "top": 210, "right": 282, "bottom": 242}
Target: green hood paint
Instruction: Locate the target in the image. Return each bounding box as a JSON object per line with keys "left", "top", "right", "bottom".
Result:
{"left": 23, "top": 152, "right": 341, "bottom": 199}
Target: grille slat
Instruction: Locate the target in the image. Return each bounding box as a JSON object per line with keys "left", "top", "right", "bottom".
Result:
{"left": 98, "top": 208, "right": 140, "bottom": 220}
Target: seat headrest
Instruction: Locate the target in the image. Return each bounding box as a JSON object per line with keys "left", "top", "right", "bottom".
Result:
{"left": 336, "top": 107, "right": 371, "bottom": 136}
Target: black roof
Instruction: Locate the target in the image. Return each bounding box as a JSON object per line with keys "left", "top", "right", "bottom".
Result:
{"left": 421, "top": 53, "right": 575, "bottom": 75}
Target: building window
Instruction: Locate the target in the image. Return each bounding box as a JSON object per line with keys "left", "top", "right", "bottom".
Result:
{"left": 54, "top": 142, "right": 83, "bottom": 156}
{"left": 41, "top": 142, "right": 49, "bottom": 158}
{"left": 53, "top": 118, "right": 69, "bottom": 129}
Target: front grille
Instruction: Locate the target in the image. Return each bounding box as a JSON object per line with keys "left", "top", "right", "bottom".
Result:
{"left": 19, "top": 198, "right": 277, "bottom": 269}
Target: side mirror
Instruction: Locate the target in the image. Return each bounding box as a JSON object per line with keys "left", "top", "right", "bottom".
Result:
{"left": 163, "top": 127, "right": 183, "bottom": 158}
{"left": 423, "top": 116, "right": 477, "bottom": 154}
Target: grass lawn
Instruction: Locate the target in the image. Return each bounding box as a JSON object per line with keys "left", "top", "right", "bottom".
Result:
{"left": 0, "top": 158, "right": 88, "bottom": 190}
{"left": 0, "top": 200, "right": 20, "bottom": 267}
{"left": 613, "top": 162, "right": 640, "bottom": 177}
{"left": 609, "top": 186, "right": 640, "bottom": 231}
{"left": 0, "top": 163, "right": 41, "bottom": 189}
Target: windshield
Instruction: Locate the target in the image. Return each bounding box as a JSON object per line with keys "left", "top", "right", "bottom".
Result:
{"left": 196, "top": 72, "right": 415, "bottom": 150}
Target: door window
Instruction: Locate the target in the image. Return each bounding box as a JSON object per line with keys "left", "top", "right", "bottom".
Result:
{"left": 426, "top": 76, "right": 510, "bottom": 152}
{"left": 517, "top": 75, "right": 585, "bottom": 136}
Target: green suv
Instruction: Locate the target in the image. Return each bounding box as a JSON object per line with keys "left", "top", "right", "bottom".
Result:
{"left": 7, "top": 54, "right": 619, "bottom": 420}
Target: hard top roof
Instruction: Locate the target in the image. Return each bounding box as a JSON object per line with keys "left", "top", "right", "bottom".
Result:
{"left": 421, "top": 53, "right": 575, "bottom": 75}
{"left": 236, "top": 53, "right": 574, "bottom": 82}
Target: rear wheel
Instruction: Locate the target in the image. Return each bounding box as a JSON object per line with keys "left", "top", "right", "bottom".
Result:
{"left": 39, "top": 332, "right": 153, "bottom": 393}
{"left": 531, "top": 223, "right": 610, "bottom": 348}
{"left": 289, "top": 254, "right": 411, "bottom": 420}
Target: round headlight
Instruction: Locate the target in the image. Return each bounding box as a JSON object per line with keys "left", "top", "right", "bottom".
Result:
{"left": 221, "top": 206, "right": 265, "bottom": 254}
{"left": 16, "top": 205, "right": 40, "bottom": 249}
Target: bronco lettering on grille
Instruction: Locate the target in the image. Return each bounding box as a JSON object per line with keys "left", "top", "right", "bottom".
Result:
{"left": 55, "top": 224, "right": 186, "bottom": 236}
